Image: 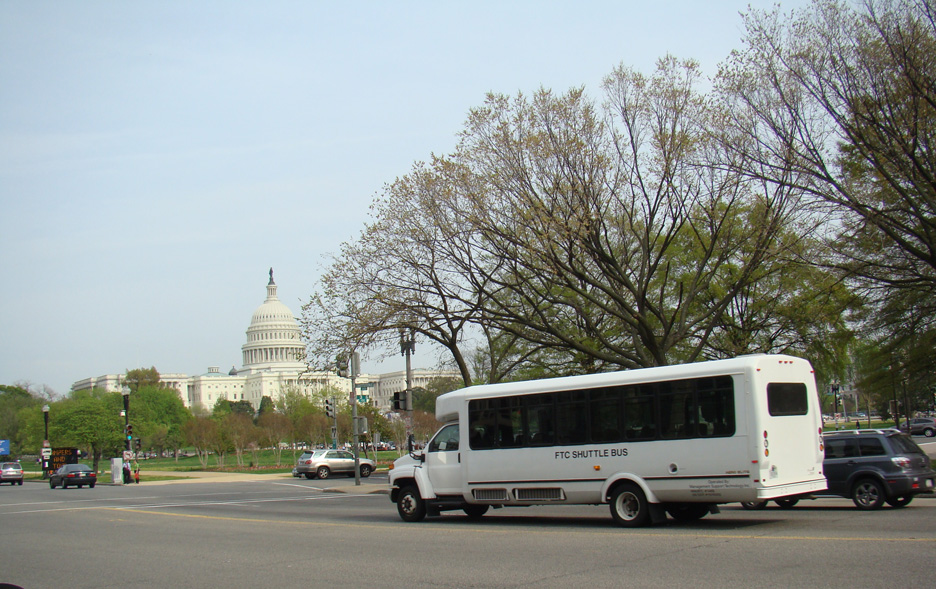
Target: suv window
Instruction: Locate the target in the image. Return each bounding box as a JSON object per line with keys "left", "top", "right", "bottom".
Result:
{"left": 887, "top": 433, "right": 926, "bottom": 455}
{"left": 825, "top": 437, "right": 858, "bottom": 459}
{"left": 857, "top": 437, "right": 886, "bottom": 457}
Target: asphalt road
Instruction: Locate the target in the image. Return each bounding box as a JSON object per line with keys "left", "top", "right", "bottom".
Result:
{"left": 2, "top": 470, "right": 935, "bottom": 589}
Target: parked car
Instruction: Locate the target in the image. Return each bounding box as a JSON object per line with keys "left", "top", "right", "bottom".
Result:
{"left": 1, "top": 461, "right": 24, "bottom": 485}
{"left": 899, "top": 417, "right": 936, "bottom": 437}
{"left": 294, "top": 449, "right": 375, "bottom": 479}
{"left": 742, "top": 429, "right": 935, "bottom": 510}
{"left": 49, "top": 463, "right": 97, "bottom": 489}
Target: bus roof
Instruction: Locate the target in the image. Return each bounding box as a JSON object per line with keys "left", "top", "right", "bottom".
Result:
{"left": 435, "top": 354, "right": 812, "bottom": 422}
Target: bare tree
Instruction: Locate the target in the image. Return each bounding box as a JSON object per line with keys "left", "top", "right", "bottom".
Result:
{"left": 717, "top": 0, "right": 936, "bottom": 293}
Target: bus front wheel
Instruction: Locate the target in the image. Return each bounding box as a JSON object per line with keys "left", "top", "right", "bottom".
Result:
{"left": 609, "top": 484, "right": 650, "bottom": 527}
{"left": 397, "top": 486, "right": 427, "bottom": 522}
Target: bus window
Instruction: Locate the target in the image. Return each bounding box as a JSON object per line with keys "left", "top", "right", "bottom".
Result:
{"left": 623, "top": 391, "right": 656, "bottom": 440}
{"left": 590, "top": 387, "right": 623, "bottom": 443}
{"left": 556, "top": 391, "right": 587, "bottom": 444}
{"left": 468, "top": 399, "right": 498, "bottom": 449}
{"left": 526, "top": 394, "right": 555, "bottom": 446}
{"left": 767, "top": 383, "right": 808, "bottom": 416}
{"left": 428, "top": 424, "right": 459, "bottom": 452}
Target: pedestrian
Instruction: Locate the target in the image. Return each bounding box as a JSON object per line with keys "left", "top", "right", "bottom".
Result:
{"left": 133, "top": 459, "right": 140, "bottom": 484}
{"left": 122, "top": 462, "right": 132, "bottom": 484}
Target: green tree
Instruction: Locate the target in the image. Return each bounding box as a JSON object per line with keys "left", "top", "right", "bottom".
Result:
{"left": 129, "top": 385, "right": 191, "bottom": 457}
{"left": 123, "top": 367, "right": 161, "bottom": 392}
{"left": 183, "top": 416, "right": 216, "bottom": 468}
{"left": 257, "top": 411, "right": 292, "bottom": 466}
{"left": 50, "top": 390, "right": 124, "bottom": 472}
{"left": 0, "top": 384, "right": 45, "bottom": 456}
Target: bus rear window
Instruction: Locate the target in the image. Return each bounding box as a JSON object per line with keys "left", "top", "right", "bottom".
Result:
{"left": 767, "top": 383, "right": 808, "bottom": 416}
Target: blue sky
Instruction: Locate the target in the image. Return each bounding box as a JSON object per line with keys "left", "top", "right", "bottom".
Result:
{"left": 0, "top": 0, "right": 811, "bottom": 395}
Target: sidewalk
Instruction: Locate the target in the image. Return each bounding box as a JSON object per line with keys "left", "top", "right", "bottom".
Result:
{"left": 124, "top": 469, "right": 390, "bottom": 493}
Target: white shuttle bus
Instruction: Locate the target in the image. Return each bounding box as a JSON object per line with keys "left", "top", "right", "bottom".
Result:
{"left": 389, "top": 354, "right": 826, "bottom": 527}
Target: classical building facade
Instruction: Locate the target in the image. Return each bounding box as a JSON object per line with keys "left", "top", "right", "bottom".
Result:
{"left": 71, "top": 270, "right": 460, "bottom": 412}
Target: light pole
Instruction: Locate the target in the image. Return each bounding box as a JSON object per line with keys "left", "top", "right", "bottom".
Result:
{"left": 42, "top": 404, "right": 50, "bottom": 443}
{"left": 399, "top": 327, "right": 415, "bottom": 452}
{"left": 122, "top": 385, "right": 131, "bottom": 453}
{"left": 41, "top": 404, "right": 50, "bottom": 478}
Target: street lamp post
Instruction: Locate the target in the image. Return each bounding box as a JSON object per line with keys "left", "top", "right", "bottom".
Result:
{"left": 42, "top": 404, "right": 50, "bottom": 443}
{"left": 122, "top": 386, "right": 130, "bottom": 453}
{"left": 399, "top": 327, "right": 415, "bottom": 452}
{"left": 41, "top": 404, "right": 50, "bottom": 479}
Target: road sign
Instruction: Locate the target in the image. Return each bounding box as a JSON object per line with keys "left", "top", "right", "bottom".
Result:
{"left": 0, "top": 439, "right": 9, "bottom": 455}
{"left": 41, "top": 447, "right": 52, "bottom": 459}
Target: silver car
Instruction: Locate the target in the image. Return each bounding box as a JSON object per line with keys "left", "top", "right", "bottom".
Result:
{"left": 1, "top": 462, "right": 24, "bottom": 485}
{"left": 295, "top": 449, "right": 375, "bottom": 480}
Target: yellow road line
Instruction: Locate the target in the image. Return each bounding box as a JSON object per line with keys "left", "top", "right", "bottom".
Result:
{"left": 107, "top": 509, "right": 936, "bottom": 543}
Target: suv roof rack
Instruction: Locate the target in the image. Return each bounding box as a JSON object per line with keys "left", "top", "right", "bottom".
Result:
{"left": 823, "top": 428, "right": 901, "bottom": 436}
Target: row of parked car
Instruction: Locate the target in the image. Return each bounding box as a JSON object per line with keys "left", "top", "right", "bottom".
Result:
{"left": 744, "top": 428, "right": 935, "bottom": 511}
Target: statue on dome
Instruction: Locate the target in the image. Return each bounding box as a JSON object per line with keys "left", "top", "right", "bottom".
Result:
{"left": 268, "top": 267, "right": 274, "bottom": 285}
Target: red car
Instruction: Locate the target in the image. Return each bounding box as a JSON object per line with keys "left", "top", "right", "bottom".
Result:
{"left": 49, "top": 463, "right": 97, "bottom": 489}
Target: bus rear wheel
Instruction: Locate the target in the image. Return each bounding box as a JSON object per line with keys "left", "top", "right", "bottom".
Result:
{"left": 665, "top": 503, "right": 710, "bottom": 522}
{"left": 397, "top": 486, "right": 427, "bottom": 522}
{"left": 463, "top": 504, "right": 489, "bottom": 520}
{"left": 609, "top": 484, "right": 650, "bottom": 527}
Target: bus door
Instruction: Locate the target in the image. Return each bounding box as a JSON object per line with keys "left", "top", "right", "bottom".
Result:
{"left": 425, "top": 423, "right": 463, "bottom": 496}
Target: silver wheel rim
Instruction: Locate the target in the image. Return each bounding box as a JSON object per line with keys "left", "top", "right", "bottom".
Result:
{"left": 856, "top": 483, "right": 879, "bottom": 507}
{"left": 615, "top": 491, "right": 639, "bottom": 520}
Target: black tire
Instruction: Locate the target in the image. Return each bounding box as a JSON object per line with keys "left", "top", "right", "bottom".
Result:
{"left": 18, "top": 480, "right": 23, "bottom": 486}
{"left": 397, "top": 486, "right": 427, "bottom": 522}
{"left": 89, "top": 483, "right": 95, "bottom": 489}
{"left": 775, "top": 498, "right": 799, "bottom": 509}
{"left": 316, "top": 466, "right": 330, "bottom": 480}
{"left": 359, "top": 464, "right": 372, "bottom": 478}
{"left": 304, "top": 473, "right": 315, "bottom": 480}
{"left": 924, "top": 428, "right": 935, "bottom": 438}
{"left": 851, "top": 478, "right": 886, "bottom": 510}
{"left": 665, "top": 503, "right": 710, "bottom": 522}
{"left": 463, "top": 504, "right": 489, "bottom": 520}
{"left": 61, "top": 482, "right": 67, "bottom": 489}
{"left": 886, "top": 495, "right": 913, "bottom": 508}
{"left": 740, "top": 501, "right": 768, "bottom": 510}
{"left": 609, "top": 483, "right": 651, "bottom": 527}
{"left": 49, "top": 480, "right": 56, "bottom": 489}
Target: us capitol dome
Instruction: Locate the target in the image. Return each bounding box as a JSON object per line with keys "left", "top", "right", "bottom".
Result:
{"left": 71, "top": 269, "right": 459, "bottom": 412}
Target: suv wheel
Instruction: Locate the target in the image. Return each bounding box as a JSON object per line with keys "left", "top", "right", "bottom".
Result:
{"left": 316, "top": 466, "right": 330, "bottom": 479}
{"left": 851, "top": 478, "right": 886, "bottom": 510}
{"left": 886, "top": 495, "right": 913, "bottom": 508}
{"left": 924, "top": 427, "right": 935, "bottom": 438}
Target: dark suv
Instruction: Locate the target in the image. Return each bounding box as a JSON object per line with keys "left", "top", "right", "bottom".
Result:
{"left": 742, "top": 429, "right": 935, "bottom": 510}
{"left": 822, "top": 429, "right": 935, "bottom": 509}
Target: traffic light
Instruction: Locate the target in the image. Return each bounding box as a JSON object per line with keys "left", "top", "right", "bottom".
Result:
{"left": 392, "top": 392, "right": 403, "bottom": 410}
{"left": 325, "top": 398, "right": 335, "bottom": 419}
{"left": 126, "top": 424, "right": 133, "bottom": 441}
{"left": 135, "top": 438, "right": 142, "bottom": 451}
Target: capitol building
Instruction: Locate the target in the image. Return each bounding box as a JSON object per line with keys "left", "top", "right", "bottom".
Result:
{"left": 71, "top": 270, "right": 458, "bottom": 412}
